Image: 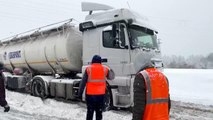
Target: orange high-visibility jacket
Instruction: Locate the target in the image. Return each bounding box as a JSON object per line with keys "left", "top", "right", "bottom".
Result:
{"left": 86, "top": 63, "right": 109, "bottom": 95}
{"left": 139, "top": 68, "right": 169, "bottom": 120}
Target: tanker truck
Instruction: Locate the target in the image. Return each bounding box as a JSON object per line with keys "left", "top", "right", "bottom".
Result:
{"left": 0, "top": 2, "right": 163, "bottom": 109}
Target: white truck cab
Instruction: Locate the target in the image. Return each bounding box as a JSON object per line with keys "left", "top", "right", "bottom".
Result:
{"left": 80, "top": 2, "right": 162, "bottom": 107}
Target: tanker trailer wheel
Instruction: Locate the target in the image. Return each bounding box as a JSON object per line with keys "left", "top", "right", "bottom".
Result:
{"left": 31, "top": 78, "right": 48, "bottom": 99}
{"left": 103, "top": 84, "right": 113, "bottom": 111}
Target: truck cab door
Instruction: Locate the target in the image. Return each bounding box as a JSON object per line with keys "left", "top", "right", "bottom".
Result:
{"left": 100, "top": 23, "right": 130, "bottom": 76}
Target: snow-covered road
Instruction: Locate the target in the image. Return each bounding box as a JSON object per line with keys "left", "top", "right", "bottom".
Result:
{"left": 1, "top": 91, "right": 213, "bottom": 120}
{"left": 1, "top": 91, "right": 131, "bottom": 120}
{"left": 0, "top": 108, "right": 68, "bottom": 120}
{"left": 1, "top": 69, "right": 213, "bottom": 119}
{"left": 170, "top": 101, "right": 213, "bottom": 120}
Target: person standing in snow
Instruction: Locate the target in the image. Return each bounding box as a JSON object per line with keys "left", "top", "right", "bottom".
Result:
{"left": 132, "top": 58, "right": 170, "bottom": 120}
{"left": 0, "top": 63, "right": 10, "bottom": 112}
{"left": 78, "top": 55, "right": 114, "bottom": 120}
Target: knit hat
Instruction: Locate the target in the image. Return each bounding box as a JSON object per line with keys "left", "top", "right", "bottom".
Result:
{"left": 91, "top": 55, "right": 102, "bottom": 64}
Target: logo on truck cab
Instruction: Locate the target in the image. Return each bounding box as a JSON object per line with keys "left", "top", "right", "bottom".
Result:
{"left": 9, "top": 50, "right": 21, "bottom": 59}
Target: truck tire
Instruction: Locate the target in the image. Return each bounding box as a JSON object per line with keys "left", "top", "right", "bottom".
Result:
{"left": 31, "top": 78, "right": 47, "bottom": 99}
{"left": 103, "top": 85, "right": 113, "bottom": 111}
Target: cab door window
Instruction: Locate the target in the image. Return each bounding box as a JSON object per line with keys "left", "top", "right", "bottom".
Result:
{"left": 103, "top": 24, "right": 125, "bottom": 49}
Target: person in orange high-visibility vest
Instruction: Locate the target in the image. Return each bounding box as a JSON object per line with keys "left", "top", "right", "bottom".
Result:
{"left": 78, "top": 55, "right": 114, "bottom": 120}
{"left": 132, "top": 59, "right": 171, "bottom": 120}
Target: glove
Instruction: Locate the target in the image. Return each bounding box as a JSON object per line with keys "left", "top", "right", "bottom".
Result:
{"left": 4, "top": 105, "right": 10, "bottom": 112}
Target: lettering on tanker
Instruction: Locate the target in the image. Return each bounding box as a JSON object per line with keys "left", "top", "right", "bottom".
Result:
{"left": 9, "top": 50, "right": 21, "bottom": 59}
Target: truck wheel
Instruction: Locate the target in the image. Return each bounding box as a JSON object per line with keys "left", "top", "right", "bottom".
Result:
{"left": 32, "top": 78, "right": 47, "bottom": 99}
{"left": 103, "top": 85, "right": 113, "bottom": 111}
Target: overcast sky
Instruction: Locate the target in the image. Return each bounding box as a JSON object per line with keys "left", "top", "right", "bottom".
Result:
{"left": 0, "top": 0, "right": 212, "bottom": 57}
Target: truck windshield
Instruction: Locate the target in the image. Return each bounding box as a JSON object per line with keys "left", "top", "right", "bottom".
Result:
{"left": 129, "top": 25, "right": 158, "bottom": 49}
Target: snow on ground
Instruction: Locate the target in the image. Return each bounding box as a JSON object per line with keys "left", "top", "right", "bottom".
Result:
{"left": 164, "top": 69, "right": 213, "bottom": 105}
{"left": 170, "top": 101, "right": 213, "bottom": 120}
{"left": 1, "top": 91, "right": 213, "bottom": 120}
{"left": 1, "top": 91, "right": 131, "bottom": 120}
{"left": 0, "top": 69, "right": 213, "bottom": 119}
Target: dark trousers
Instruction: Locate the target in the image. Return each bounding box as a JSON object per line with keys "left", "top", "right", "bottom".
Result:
{"left": 86, "top": 94, "right": 105, "bottom": 120}
{"left": 0, "top": 77, "right": 7, "bottom": 107}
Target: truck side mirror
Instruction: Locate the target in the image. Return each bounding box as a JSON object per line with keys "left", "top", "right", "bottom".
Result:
{"left": 112, "top": 24, "right": 117, "bottom": 38}
{"left": 101, "top": 58, "right": 108, "bottom": 63}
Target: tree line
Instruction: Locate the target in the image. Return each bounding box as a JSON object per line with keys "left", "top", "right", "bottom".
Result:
{"left": 163, "top": 53, "right": 213, "bottom": 69}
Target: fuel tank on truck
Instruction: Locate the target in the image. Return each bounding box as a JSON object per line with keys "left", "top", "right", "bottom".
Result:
{"left": 0, "top": 24, "right": 83, "bottom": 74}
